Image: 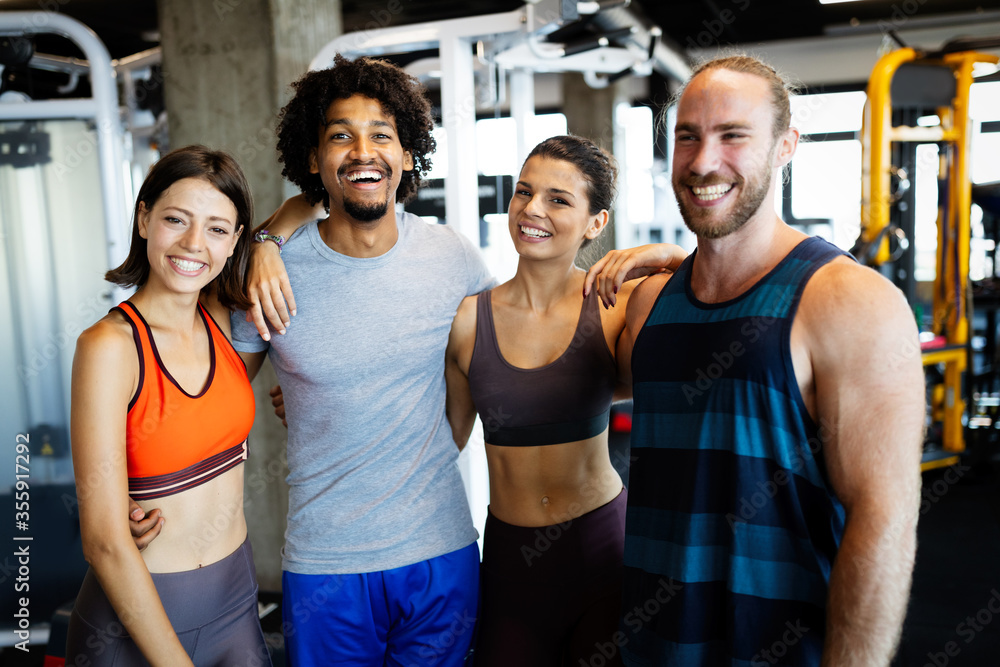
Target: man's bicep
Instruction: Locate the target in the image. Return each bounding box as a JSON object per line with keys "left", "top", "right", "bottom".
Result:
{"left": 808, "top": 268, "right": 924, "bottom": 512}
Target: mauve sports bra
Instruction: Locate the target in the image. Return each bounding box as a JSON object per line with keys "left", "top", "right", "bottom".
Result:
{"left": 467, "top": 288, "right": 617, "bottom": 447}
{"left": 115, "top": 301, "right": 255, "bottom": 500}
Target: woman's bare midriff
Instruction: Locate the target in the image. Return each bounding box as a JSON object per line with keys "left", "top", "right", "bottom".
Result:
{"left": 137, "top": 463, "right": 247, "bottom": 573}
{"left": 486, "top": 429, "right": 622, "bottom": 527}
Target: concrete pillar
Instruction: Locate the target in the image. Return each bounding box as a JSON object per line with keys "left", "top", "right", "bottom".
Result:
{"left": 157, "top": 0, "right": 342, "bottom": 590}
{"left": 562, "top": 72, "right": 630, "bottom": 263}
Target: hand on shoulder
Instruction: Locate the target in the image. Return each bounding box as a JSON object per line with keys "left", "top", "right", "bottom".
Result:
{"left": 245, "top": 239, "right": 294, "bottom": 340}
{"left": 585, "top": 243, "right": 688, "bottom": 308}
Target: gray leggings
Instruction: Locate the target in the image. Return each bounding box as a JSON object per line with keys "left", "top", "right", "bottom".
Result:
{"left": 65, "top": 535, "right": 271, "bottom": 667}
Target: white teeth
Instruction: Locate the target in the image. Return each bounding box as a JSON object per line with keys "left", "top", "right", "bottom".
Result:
{"left": 171, "top": 258, "right": 205, "bottom": 272}
{"left": 691, "top": 184, "right": 733, "bottom": 200}
{"left": 346, "top": 170, "right": 383, "bottom": 182}
{"left": 520, "top": 226, "right": 552, "bottom": 238}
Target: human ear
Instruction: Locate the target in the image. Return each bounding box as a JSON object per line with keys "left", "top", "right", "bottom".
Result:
{"left": 403, "top": 150, "right": 414, "bottom": 172}
{"left": 584, "top": 209, "right": 610, "bottom": 240}
{"left": 308, "top": 148, "right": 319, "bottom": 175}
{"left": 774, "top": 127, "right": 799, "bottom": 168}
{"left": 228, "top": 225, "right": 243, "bottom": 258}
{"left": 137, "top": 202, "right": 150, "bottom": 239}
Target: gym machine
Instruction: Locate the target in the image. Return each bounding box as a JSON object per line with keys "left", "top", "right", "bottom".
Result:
{"left": 856, "top": 35, "right": 1000, "bottom": 470}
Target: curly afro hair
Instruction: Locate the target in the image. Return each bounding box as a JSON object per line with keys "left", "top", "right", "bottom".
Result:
{"left": 276, "top": 54, "right": 436, "bottom": 208}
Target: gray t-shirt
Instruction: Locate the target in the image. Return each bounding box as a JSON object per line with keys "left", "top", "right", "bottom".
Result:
{"left": 232, "top": 211, "right": 494, "bottom": 574}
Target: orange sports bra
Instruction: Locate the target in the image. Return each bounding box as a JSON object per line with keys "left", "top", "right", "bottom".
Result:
{"left": 115, "top": 301, "right": 255, "bottom": 501}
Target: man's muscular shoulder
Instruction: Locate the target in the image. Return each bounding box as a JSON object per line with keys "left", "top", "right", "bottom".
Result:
{"left": 797, "top": 256, "right": 918, "bottom": 370}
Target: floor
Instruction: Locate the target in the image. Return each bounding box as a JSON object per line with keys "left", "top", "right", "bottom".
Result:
{"left": 891, "top": 457, "right": 1000, "bottom": 666}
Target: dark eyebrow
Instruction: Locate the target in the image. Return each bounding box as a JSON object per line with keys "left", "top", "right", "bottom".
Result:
{"left": 163, "top": 206, "right": 233, "bottom": 224}
{"left": 323, "top": 117, "right": 394, "bottom": 130}
{"left": 516, "top": 181, "right": 575, "bottom": 199}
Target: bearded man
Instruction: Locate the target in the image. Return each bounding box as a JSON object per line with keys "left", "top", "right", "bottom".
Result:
{"left": 586, "top": 55, "right": 923, "bottom": 666}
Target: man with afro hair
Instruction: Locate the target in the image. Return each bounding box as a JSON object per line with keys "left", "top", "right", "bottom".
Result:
{"left": 232, "top": 55, "right": 494, "bottom": 665}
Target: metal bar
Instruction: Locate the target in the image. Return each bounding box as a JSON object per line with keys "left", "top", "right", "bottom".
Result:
{"left": 920, "top": 455, "right": 961, "bottom": 472}
{"left": 943, "top": 357, "right": 966, "bottom": 452}
{"left": 439, "top": 33, "right": 481, "bottom": 244}
{"left": 921, "top": 347, "right": 966, "bottom": 366}
{"left": 0, "top": 99, "right": 99, "bottom": 120}
{"left": 949, "top": 53, "right": 974, "bottom": 346}
{"left": 113, "top": 47, "right": 162, "bottom": 72}
{"left": 887, "top": 126, "right": 959, "bottom": 142}
{"left": 509, "top": 68, "right": 535, "bottom": 169}
{"left": 861, "top": 47, "right": 917, "bottom": 264}
{"left": 26, "top": 52, "right": 90, "bottom": 76}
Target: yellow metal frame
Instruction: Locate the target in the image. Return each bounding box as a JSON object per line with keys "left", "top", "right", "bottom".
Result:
{"left": 861, "top": 47, "right": 999, "bottom": 469}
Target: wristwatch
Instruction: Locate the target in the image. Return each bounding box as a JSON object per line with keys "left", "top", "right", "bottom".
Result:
{"left": 253, "top": 230, "right": 285, "bottom": 253}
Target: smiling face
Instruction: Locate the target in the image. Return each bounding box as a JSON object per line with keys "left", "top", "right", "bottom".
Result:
{"left": 508, "top": 156, "right": 608, "bottom": 261}
{"left": 671, "top": 68, "right": 795, "bottom": 240}
{"left": 309, "top": 94, "right": 414, "bottom": 225}
{"left": 138, "top": 177, "right": 241, "bottom": 295}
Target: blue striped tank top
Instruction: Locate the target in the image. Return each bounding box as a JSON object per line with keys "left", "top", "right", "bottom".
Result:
{"left": 621, "top": 236, "right": 848, "bottom": 666}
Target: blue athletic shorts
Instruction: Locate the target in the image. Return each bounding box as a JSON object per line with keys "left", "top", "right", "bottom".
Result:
{"left": 281, "top": 542, "right": 480, "bottom": 667}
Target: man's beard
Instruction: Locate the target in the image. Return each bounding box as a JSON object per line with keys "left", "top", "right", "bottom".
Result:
{"left": 338, "top": 160, "right": 393, "bottom": 223}
{"left": 344, "top": 197, "right": 390, "bottom": 223}
{"left": 672, "top": 155, "right": 774, "bottom": 240}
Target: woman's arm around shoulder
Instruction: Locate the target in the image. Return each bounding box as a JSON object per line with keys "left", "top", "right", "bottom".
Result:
{"left": 585, "top": 243, "right": 688, "bottom": 308}
{"left": 445, "top": 295, "right": 479, "bottom": 450}
{"left": 71, "top": 317, "right": 195, "bottom": 666}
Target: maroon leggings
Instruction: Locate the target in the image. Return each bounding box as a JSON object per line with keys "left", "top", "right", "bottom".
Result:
{"left": 474, "top": 489, "right": 626, "bottom": 667}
